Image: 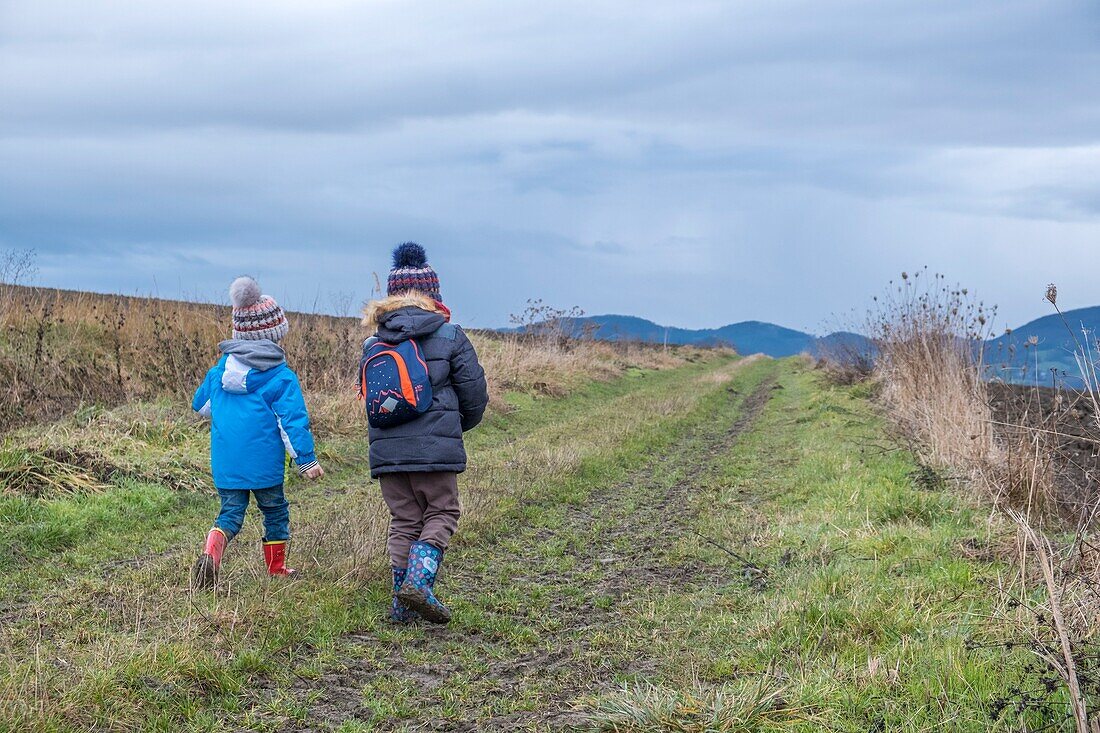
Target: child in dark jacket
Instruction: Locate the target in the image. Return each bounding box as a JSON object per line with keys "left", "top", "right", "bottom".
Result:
{"left": 191, "top": 277, "right": 324, "bottom": 589}
{"left": 363, "top": 243, "right": 489, "bottom": 624}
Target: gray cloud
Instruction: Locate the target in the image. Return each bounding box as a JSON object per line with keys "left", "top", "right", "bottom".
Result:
{"left": 1, "top": 0, "right": 1099, "bottom": 331}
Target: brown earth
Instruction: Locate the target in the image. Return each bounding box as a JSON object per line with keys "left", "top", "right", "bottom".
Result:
{"left": 988, "top": 382, "right": 1100, "bottom": 510}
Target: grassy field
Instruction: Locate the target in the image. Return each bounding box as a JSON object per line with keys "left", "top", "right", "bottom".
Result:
{"left": 0, "top": 351, "right": 1066, "bottom": 731}
{"left": 0, "top": 284, "right": 695, "bottom": 432}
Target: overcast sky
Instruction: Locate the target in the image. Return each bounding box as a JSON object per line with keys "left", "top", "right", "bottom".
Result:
{"left": 1, "top": 1, "right": 1098, "bottom": 332}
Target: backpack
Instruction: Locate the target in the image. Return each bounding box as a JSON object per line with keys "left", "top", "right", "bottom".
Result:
{"left": 358, "top": 337, "right": 433, "bottom": 428}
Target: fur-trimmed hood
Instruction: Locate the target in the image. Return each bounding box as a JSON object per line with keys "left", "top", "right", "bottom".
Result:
{"left": 361, "top": 292, "right": 449, "bottom": 332}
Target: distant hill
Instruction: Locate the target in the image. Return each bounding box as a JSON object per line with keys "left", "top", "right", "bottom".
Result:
{"left": 566, "top": 315, "right": 820, "bottom": 355}
{"left": 522, "top": 308, "right": 1100, "bottom": 387}
{"left": 522, "top": 314, "right": 873, "bottom": 359}
{"left": 983, "top": 306, "right": 1100, "bottom": 387}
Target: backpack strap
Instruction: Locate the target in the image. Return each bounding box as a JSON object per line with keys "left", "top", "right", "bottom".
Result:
{"left": 358, "top": 337, "right": 380, "bottom": 398}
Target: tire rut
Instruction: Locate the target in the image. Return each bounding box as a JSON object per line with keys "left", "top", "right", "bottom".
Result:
{"left": 257, "top": 362, "right": 777, "bottom": 732}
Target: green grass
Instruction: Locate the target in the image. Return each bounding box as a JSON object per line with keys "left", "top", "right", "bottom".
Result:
{"left": 0, "top": 356, "right": 1064, "bottom": 732}
{"left": 0, "top": 354, "right": 737, "bottom": 732}
{"left": 585, "top": 363, "right": 1052, "bottom": 732}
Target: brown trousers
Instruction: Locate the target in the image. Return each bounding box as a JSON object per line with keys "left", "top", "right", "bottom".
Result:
{"left": 379, "top": 472, "right": 461, "bottom": 568}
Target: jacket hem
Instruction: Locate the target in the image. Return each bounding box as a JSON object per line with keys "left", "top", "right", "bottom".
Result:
{"left": 214, "top": 479, "right": 287, "bottom": 490}
{"left": 371, "top": 464, "right": 467, "bottom": 478}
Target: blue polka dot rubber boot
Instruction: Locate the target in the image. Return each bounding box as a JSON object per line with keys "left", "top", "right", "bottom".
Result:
{"left": 396, "top": 541, "right": 451, "bottom": 624}
{"left": 389, "top": 567, "right": 420, "bottom": 624}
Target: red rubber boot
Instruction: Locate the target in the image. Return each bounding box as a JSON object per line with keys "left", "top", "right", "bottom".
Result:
{"left": 263, "top": 540, "right": 298, "bottom": 578}
{"left": 192, "top": 528, "right": 228, "bottom": 590}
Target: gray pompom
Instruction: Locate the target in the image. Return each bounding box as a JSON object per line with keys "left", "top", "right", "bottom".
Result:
{"left": 229, "top": 276, "right": 262, "bottom": 308}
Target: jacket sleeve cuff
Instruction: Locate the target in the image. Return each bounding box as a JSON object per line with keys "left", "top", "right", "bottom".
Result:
{"left": 296, "top": 455, "right": 319, "bottom": 475}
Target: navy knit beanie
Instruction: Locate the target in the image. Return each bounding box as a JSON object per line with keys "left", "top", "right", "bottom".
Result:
{"left": 387, "top": 243, "right": 442, "bottom": 302}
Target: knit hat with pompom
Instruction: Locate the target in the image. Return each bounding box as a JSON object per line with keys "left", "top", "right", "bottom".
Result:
{"left": 387, "top": 242, "right": 441, "bottom": 302}
{"left": 229, "top": 276, "right": 289, "bottom": 342}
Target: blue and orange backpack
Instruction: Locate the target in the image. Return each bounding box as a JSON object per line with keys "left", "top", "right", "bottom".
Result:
{"left": 358, "top": 337, "right": 433, "bottom": 428}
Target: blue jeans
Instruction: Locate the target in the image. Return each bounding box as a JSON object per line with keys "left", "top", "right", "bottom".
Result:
{"left": 214, "top": 485, "right": 290, "bottom": 542}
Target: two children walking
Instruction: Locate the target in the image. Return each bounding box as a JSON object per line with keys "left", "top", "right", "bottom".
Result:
{"left": 190, "top": 244, "right": 488, "bottom": 626}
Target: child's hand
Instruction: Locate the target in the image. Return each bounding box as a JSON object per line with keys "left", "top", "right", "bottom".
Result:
{"left": 304, "top": 464, "right": 325, "bottom": 480}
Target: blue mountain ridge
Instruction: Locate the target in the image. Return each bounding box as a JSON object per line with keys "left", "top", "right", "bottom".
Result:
{"left": 983, "top": 306, "right": 1100, "bottom": 386}
{"left": 512, "top": 314, "right": 867, "bottom": 356}
{"left": 521, "top": 308, "right": 1100, "bottom": 386}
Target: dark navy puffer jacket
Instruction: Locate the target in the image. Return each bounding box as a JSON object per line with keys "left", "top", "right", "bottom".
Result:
{"left": 363, "top": 296, "right": 489, "bottom": 477}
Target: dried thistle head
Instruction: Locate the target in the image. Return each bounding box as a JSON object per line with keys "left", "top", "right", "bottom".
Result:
{"left": 1027, "top": 335, "right": 1039, "bottom": 346}
{"left": 1046, "top": 284, "right": 1057, "bottom": 305}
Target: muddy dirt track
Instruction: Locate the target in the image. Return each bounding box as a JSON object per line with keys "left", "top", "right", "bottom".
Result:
{"left": 250, "top": 360, "right": 778, "bottom": 731}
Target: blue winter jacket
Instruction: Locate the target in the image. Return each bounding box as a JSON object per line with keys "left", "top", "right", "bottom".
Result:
{"left": 192, "top": 339, "right": 318, "bottom": 489}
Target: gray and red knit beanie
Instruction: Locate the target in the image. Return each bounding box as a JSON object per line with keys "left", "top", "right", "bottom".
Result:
{"left": 229, "top": 276, "right": 289, "bottom": 342}
{"left": 387, "top": 242, "right": 441, "bottom": 302}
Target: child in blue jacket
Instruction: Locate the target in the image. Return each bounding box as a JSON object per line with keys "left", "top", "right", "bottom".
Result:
{"left": 191, "top": 277, "right": 324, "bottom": 589}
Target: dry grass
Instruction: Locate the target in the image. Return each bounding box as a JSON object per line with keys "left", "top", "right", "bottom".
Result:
{"left": 588, "top": 680, "right": 809, "bottom": 732}
{"left": 0, "top": 285, "right": 359, "bottom": 431}
{"left": 861, "top": 272, "right": 1070, "bottom": 516}
{"left": 474, "top": 332, "right": 703, "bottom": 410}
{"left": 0, "top": 284, "right": 716, "bottom": 500}
{"left": 870, "top": 270, "right": 997, "bottom": 472}
{"left": 0, "top": 284, "right": 711, "bottom": 438}
{"left": 866, "top": 272, "right": 1100, "bottom": 730}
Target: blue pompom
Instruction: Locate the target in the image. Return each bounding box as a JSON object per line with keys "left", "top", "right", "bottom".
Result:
{"left": 393, "top": 242, "right": 427, "bottom": 268}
